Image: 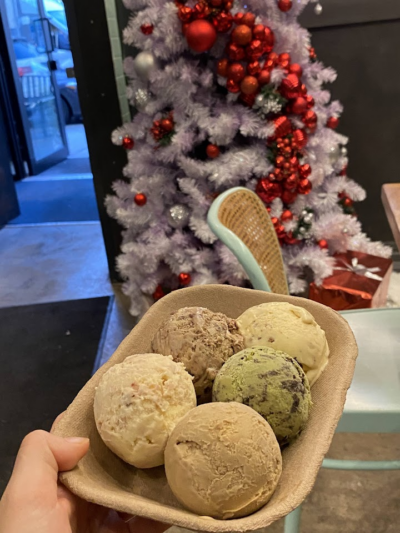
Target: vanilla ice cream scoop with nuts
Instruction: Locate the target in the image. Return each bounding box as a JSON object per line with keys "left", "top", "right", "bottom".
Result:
{"left": 237, "top": 302, "right": 329, "bottom": 386}
{"left": 94, "top": 353, "right": 196, "bottom": 468}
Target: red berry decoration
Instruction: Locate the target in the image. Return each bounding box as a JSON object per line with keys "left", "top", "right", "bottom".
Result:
{"left": 298, "top": 178, "right": 312, "bottom": 195}
{"left": 242, "top": 12, "right": 256, "bottom": 27}
{"left": 299, "top": 163, "right": 311, "bottom": 178}
{"left": 185, "top": 20, "right": 217, "bottom": 52}
{"left": 258, "top": 70, "right": 271, "bottom": 86}
{"left": 153, "top": 285, "right": 165, "bottom": 301}
{"left": 327, "top": 116, "right": 340, "bottom": 129}
{"left": 140, "top": 24, "right": 154, "bottom": 35}
{"left": 134, "top": 193, "right": 147, "bottom": 206}
{"left": 247, "top": 61, "right": 261, "bottom": 76}
{"left": 343, "top": 197, "right": 353, "bottom": 208}
{"left": 226, "top": 79, "right": 240, "bottom": 93}
{"left": 280, "top": 74, "right": 300, "bottom": 99}
{"left": 231, "top": 24, "right": 253, "bottom": 45}
{"left": 227, "top": 63, "right": 245, "bottom": 82}
{"left": 281, "top": 209, "right": 293, "bottom": 221}
{"left": 178, "top": 272, "right": 191, "bottom": 286}
{"left": 309, "top": 47, "right": 317, "bottom": 60}
{"left": 240, "top": 75, "right": 259, "bottom": 95}
{"left": 213, "top": 11, "right": 233, "bottom": 33}
{"left": 122, "top": 136, "right": 134, "bottom": 150}
{"left": 206, "top": 144, "right": 220, "bottom": 158}
{"left": 318, "top": 239, "right": 329, "bottom": 249}
{"left": 161, "top": 118, "right": 173, "bottom": 132}
{"left": 227, "top": 42, "right": 245, "bottom": 61}
{"left": 217, "top": 58, "right": 229, "bottom": 77}
{"left": 289, "top": 63, "right": 302, "bottom": 77}
{"left": 278, "top": 0, "right": 292, "bottom": 12}
{"left": 292, "top": 97, "right": 307, "bottom": 115}
{"left": 178, "top": 6, "right": 192, "bottom": 22}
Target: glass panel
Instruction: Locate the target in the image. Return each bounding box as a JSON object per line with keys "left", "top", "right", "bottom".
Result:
{"left": 4, "top": 0, "right": 64, "bottom": 162}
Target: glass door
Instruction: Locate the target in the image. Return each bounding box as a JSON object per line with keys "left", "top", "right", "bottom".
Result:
{"left": 1, "top": 0, "right": 68, "bottom": 174}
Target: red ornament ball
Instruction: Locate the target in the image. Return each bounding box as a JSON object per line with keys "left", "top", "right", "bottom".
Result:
{"left": 227, "top": 62, "right": 245, "bottom": 82}
{"left": 134, "top": 193, "right": 147, "bottom": 206}
{"left": 153, "top": 284, "right": 165, "bottom": 301}
{"left": 281, "top": 209, "right": 293, "bottom": 221}
{"left": 278, "top": 0, "right": 292, "bottom": 12}
{"left": 289, "top": 63, "right": 302, "bottom": 77}
{"left": 258, "top": 70, "right": 271, "bottom": 86}
{"left": 185, "top": 20, "right": 217, "bottom": 52}
{"left": 178, "top": 272, "right": 191, "bottom": 286}
{"left": 240, "top": 75, "right": 259, "bottom": 95}
{"left": 242, "top": 12, "right": 256, "bottom": 27}
{"left": 227, "top": 42, "right": 245, "bottom": 61}
{"left": 140, "top": 24, "right": 154, "bottom": 35}
{"left": 161, "top": 118, "right": 173, "bottom": 132}
{"left": 284, "top": 174, "right": 298, "bottom": 190}
{"left": 309, "top": 47, "right": 317, "bottom": 60}
{"left": 303, "top": 109, "right": 318, "bottom": 129}
{"left": 264, "top": 28, "right": 275, "bottom": 48}
{"left": 256, "top": 179, "right": 282, "bottom": 203}
{"left": 298, "top": 178, "right": 312, "bottom": 195}
{"left": 240, "top": 92, "right": 256, "bottom": 107}
{"left": 247, "top": 60, "right": 261, "bottom": 76}
{"left": 280, "top": 73, "right": 300, "bottom": 99}
{"left": 233, "top": 12, "right": 244, "bottom": 24}
{"left": 281, "top": 189, "right": 297, "bottom": 205}
{"left": 217, "top": 58, "right": 229, "bottom": 77}
{"left": 210, "top": 0, "right": 223, "bottom": 5}
{"left": 343, "top": 197, "right": 353, "bottom": 208}
{"left": 279, "top": 52, "right": 291, "bottom": 64}
{"left": 292, "top": 97, "right": 307, "bottom": 115}
{"left": 293, "top": 128, "right": 307, "bottom": 149}
{"left": 327, "top": 116, "right": 340, "bottom": 129}
{"left": 246, "top": 39, "right": 264, "bottom": 60}
{"left": 226, "top": 79, "right": 240, "bottom": 93}
{"left": 231, "top": 24, "right": 253, "bottom": 45}
{"left": 284, "top": 231, "right": 299, "bottom": 245}
{"left": 274, "top": 116, "right": 292, "bottom": 138}
{"left": 206, "top": 144, "right": 220, "bottom": 158}
{"left": 318, "top": 239, "right": 329, "bottom": 249}
{"left": 253, "top": 24, "right": 265, "bottom": 40}
{"left": 122, "top": 136, "right": 134, "bottom": 150}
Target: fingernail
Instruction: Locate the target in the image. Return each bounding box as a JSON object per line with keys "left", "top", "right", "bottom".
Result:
{"left": 65, "top": 437, "right": 89, "bottom": 444}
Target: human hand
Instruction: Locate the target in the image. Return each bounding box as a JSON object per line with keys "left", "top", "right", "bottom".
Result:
{"left": 0, "top": 429, "right": 169, "bottom": 533}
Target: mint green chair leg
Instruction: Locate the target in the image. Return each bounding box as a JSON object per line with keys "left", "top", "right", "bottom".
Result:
{"left": 322, "top": 458, "right": 400, "bottom": 470}
{"left": 284, "top": 506, "right": 302, "bottom": 533}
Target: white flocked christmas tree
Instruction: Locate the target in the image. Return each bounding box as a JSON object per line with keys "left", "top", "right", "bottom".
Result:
{"left": 106, "top": 0, "right": 391, "bottom": 316}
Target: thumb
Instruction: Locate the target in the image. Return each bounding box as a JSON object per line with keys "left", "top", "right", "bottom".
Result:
{"left": 7, "top": 430, "right": 89, "bottom": 498}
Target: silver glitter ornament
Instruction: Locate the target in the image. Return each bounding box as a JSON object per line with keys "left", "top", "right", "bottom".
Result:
{"left": 134, "top": 89, "right": 151, "bottom": 110}
{"left": 314, "top": 3, "right": 323, "bottom": 15}
{"left": 133, "top": 51, "right": 157, "bottom": 80}
{"left": 255, "top": 94, "right": 265, "bottom": 107}
{"left": 299, "top": 226, "right": 307, "bottom": 235}
{"left": 167, "top": 204, "right": 190, "bottom": 229}
{"left": 329, "top": 145, "right": 341, "bottom": 163}
{"left": 303, "top": 213, "right": 313, "bottom": 224}
{"left": 342, "top": 227, "right": 349, "bottom": 234}
{"left": 341, "top": 146, "right": 348, "bottom": 157}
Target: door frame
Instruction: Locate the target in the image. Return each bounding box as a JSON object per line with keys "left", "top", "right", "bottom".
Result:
{"left": 0, "top": 0, "right": 69, "bottom": 175}
{"left": 63, "top": 0, "right": 128, "bottom": 281}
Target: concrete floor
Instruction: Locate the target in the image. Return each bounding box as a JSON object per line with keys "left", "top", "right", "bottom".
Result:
{"left": 0, "top": 123, "right": 399, "bottom": 531}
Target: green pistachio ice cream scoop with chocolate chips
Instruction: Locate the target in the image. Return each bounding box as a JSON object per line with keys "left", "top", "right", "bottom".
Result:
{"left": 212, "top": 347, "right": 312, "bottom": 446}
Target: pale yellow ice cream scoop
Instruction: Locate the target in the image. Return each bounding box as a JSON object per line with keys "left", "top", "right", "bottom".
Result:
{"left": 94, "top": 353, "right": 196, "bottom": 468}
{"left": 237, "top": 302, "right": 329, "bottom": 386}
{"left": 165, "top": 402, "right": 282, "bottom": 519}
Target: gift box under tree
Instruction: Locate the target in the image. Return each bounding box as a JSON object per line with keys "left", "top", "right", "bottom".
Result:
{"left": 309, "top": 250, "right": 392, "bottom": 311}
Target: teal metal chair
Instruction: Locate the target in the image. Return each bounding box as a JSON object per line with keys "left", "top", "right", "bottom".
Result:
{"left": 208, "top": 187, "right": 400, "bottom": 533}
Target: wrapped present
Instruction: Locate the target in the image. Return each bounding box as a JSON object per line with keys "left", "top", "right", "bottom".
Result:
{"left": 309, "top": 250, "right": 393, "bottom": 311}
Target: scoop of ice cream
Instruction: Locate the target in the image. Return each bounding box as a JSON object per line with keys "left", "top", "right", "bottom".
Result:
{"left": 165, "top": 402, "right": 282, "bottom": 519}
{"left": 152, "top": 307, "right": 244, "bottom": 400}
{"left": 94, "top": 353, "right": 196, "bottom": 468}
{"left": 212, "top": 347, "right": 311, "bottom": 446}
{"left": 237, "top": 302, "right": 329, "bottom": 386}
